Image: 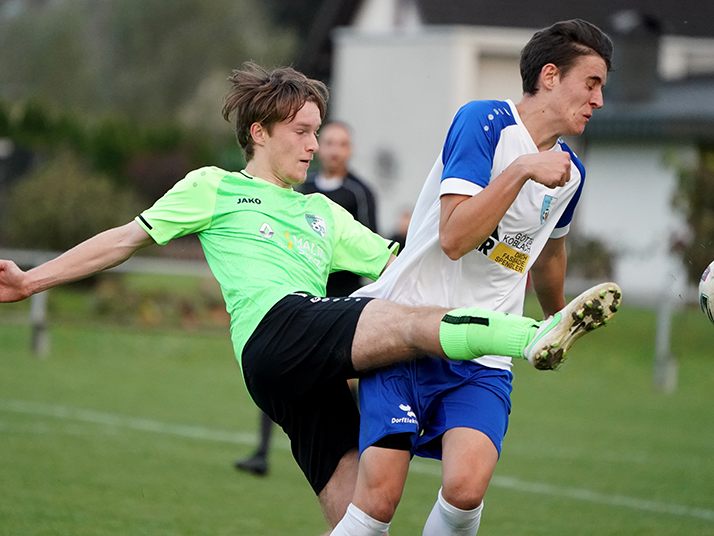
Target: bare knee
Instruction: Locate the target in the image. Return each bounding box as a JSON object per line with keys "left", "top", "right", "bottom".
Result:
{"left": 353, "top": 481, "right": 402, "bottom": 522}
{"left": 440, "top": 428, "right": 497, "bottom": 510}
{"left": 442, "top": 476, "right": 488, "bottom": 510}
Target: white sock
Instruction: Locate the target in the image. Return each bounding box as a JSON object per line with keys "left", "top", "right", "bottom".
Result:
{"left": 330, "top": 503, "right": 391, "bottom": 536}
{"left": 422, "top": 487, "right": 483, "bottom": 536}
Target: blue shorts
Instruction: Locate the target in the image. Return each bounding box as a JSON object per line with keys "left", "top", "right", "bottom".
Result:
{"left": 358, "top": 358, "right": 513, "bottom": 459}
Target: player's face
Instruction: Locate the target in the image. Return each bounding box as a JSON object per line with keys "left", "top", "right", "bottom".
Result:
{"left": 317, "top": 124, "right": 352, "bottom": 175}
{"left": 552, "top": 54, "right": 607, "bottom": 136}
{"left": 263, "top": 101, "right": 321, "bottom": 186}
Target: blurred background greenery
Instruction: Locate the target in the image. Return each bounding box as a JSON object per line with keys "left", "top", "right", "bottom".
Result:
{"left": 0, "top": 0, "right": 320, "bottom": 252}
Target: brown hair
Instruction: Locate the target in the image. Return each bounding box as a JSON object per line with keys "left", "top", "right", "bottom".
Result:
{"left": 222, "top": 62, "right": 329, "bottom": 160}
{"left": 521, "top": 19, "right": 613, "bottom": 95}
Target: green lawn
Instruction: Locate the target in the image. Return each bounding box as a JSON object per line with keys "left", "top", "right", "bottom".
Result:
{"left": 1, "top": 290, "right": 713, "bottom": 535}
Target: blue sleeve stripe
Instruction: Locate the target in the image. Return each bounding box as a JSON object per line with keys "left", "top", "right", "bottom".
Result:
{"left": 555, "top": 141, "right": 586, "bottom": 229}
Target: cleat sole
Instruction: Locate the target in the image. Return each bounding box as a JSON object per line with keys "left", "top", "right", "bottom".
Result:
{"left": 527, "top": 282, "right": 623, "bottom": 370}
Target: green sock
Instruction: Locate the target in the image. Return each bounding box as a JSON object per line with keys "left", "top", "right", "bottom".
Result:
{"left": 439, "top": 308, "right": 539, "bottom": 360}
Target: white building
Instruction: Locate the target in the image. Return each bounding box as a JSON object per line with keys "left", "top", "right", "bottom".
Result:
{"left": 297, "top": 0, "right": 714, "bottom": 301}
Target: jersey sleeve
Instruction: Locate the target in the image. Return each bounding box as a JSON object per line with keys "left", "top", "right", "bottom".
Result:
{"left": 441, "top": 101, "right": 501, "bottom": 195}
{"left": 135, "top": 168, "right": 219, "bottom": 245}
{"left": 328, "top": 201, "right": 398, "bottom": 281}
{"left": 552, "top": 143, "right": 587, "bottom": 238}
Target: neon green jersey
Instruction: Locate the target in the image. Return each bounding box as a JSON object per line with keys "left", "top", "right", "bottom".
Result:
{"left": 135, "top": 166, "right": 396, "bottom": 363}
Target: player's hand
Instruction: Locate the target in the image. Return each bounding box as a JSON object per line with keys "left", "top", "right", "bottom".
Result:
{"left": 515, "top": 152, "right": 571, "bottom": 189}
{"left": 0, "top": 260, "right": 30, "bottom": 303}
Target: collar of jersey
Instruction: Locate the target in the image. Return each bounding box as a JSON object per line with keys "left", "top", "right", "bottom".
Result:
{"left": 237, "top": 169, "right": 296, "bottom": 190}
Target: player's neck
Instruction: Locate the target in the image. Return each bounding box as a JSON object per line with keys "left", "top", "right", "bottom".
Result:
{"left": 245, "top": 159, "right": 297, "bottom": 189}
{"left": 515, "top": 97, "right": 562, "bottom": 151}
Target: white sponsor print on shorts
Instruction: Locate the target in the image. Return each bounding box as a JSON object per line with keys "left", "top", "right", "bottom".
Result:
{"left": 391, "top": 403, "right": 418, "bottom": 425}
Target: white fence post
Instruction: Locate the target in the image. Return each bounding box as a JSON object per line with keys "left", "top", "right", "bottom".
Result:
{"left": 653, "top": 292, "right": 678, "bottom": 393}
{"left": 30, "top": 291, "right": 49, "bottom": 357}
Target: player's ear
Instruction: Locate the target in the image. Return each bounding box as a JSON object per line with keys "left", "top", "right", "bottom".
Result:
{"left": 540, "top": 63, "right": 560, "bottom": 90}
{"left": 250, "top": 122, "right": 267, "bottom": 147}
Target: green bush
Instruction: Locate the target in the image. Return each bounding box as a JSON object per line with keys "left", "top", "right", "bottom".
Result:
{"left": 91, "top": 273, "right": 228, "bottom": 329}
{"left": 566, "top": 236, "right": 614, "bottom": 279}
{"left": 673, "top": 146, "right": 714, "bottom": 283}
{"left": 0, "top": 100, "right": 9, "bottom": 136}
{"left": 1, "top": 152, "right": 141, "bottom": 250}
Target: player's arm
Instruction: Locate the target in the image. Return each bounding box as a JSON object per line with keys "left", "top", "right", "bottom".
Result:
{"left": 529, "top": 236, "right": 567, "bottom": 317}
{"left": 0, "top": 221, "right": 153, "bottom": 303}
{"left": 440, "top": 152, "right": 571, "bottom": 260}
{"left": 440, "top": 163, "right": 530, "bottom": 259}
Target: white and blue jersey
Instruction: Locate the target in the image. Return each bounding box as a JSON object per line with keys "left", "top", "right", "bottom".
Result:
{"left": 355, "top": 99, "right": 585, "bottom": 370}
{"left": 354, "top": 99, "right": 587, "bottom": 457}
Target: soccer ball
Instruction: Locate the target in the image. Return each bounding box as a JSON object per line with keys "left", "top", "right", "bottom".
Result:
{"left": 700, "top": 260, "right": 714, "bottom": 324}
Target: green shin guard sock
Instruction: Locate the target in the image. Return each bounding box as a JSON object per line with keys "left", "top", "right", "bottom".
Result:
{"left": 439, "top": 308, "right": 538, "bottom": 360}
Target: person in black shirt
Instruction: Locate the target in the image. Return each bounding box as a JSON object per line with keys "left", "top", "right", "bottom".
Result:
{"left": 298, "top": 120, "right": 379, "bottom": 296}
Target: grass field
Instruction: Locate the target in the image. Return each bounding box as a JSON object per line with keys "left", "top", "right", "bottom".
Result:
{"left": 1, "top": 284, "right": 713, "bottom": 535}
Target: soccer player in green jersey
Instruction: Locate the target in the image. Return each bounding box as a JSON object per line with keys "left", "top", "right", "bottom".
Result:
{"left": 0, "top": 62, "right": 620, "bottom": 531}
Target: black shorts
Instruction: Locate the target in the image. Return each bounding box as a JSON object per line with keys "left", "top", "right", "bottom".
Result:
{"left": 241, "top": 292, "right": 373, "bottom": 495}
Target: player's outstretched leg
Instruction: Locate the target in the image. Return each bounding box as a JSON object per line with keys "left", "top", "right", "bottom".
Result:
{"left": 439, "top": 282, "right": 622, "bottom": 370}
{"left": 523, "top": 282, "right": 622, "bottom": 370}
{"left": 439, "top": 306, "right": 538, "bottom": 362}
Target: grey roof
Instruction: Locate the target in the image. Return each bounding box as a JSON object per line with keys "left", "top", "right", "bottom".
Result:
{"left": 416, "top": 0, "right": 714, "bottom": 39}
{"left": 586, "top": 76, "right": 714, "bottom": 141}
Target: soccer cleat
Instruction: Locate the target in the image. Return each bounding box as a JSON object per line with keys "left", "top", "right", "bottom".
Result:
{"left": 234, "top": 453, "right": 269, "bottom": 476}
{"left": 523, "top": 282, "right": 622, "bottom": 370}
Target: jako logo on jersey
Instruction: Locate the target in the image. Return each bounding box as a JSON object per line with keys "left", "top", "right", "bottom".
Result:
{"left": 391, "top": 403, "right": 418, "bottom": 425}
{"left": 259, "top": 223, "right": 274, "bottom": 239}
{"left": 305, "top": 214, "right": 327, "bottom": 237}
{"left": 237, "top": 197, "right": 261, "bottom": 205}
{"left": 540, "top": 195, "right": 557, "bottom": 224}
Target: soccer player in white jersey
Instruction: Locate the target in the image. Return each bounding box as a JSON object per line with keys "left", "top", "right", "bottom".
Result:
{"left": 330, "top": 19, "right": 617, "bottom": 536}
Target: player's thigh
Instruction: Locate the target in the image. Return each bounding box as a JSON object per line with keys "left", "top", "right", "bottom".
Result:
{"left": 259, "top": 377, "right": 360, "bottom": 497}
{"left": 441, "top": 427, "right": 499, "bottom": 507}
{"left": 351, "top": 299, "right": 444, "bottom": 370}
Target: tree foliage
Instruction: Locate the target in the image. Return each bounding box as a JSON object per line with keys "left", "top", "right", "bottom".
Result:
{"left": 1, "top": 153, "right": 141, "bottom": 250}
{"left": 0, "top": 0, "right": 295, "bottom": 127}
{"left": 0, "top": 0, "right": 300, "bottom": 252}
{"left": 1, "top": 99, "right": 223, "bottom": 190}
{"left": 673, "top": 146, "right": 714, "bottom": 283}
